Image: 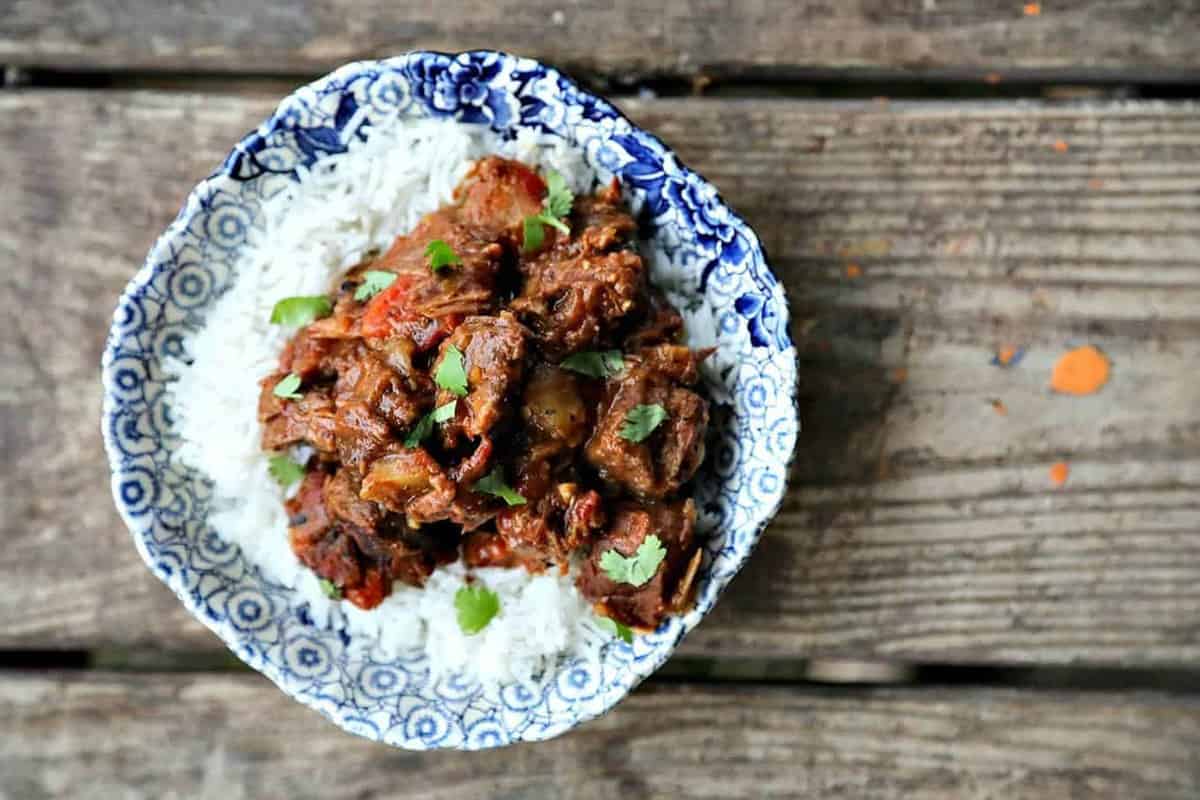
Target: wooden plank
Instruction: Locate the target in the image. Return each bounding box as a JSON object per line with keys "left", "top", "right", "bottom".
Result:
{"left": 3, "top": 1, "right": 1200, "bottom": 80}
{"left": 3, "top": 672, "right": 1199, "bottom": 799}
{"left": 3, "top": 92, "right": 1200, "bottom": 664}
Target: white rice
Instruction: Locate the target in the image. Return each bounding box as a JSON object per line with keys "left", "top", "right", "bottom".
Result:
{"left": 166, "top": 117, "right": 643, "bottom": 687}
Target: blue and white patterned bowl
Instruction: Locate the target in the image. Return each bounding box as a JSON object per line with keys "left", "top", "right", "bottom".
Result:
{"left": 101, "top": 51, "right": 798, "bottom": 749}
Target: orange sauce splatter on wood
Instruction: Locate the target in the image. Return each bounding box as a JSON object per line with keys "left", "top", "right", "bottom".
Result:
{"left": 1049, "top": 462, "right": 1069, "bottom": 486}
{"left": 1050, "top": 346, "right": 1111, "bottom": 395}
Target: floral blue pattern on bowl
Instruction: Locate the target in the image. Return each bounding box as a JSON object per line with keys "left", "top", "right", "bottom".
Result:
{"left": 101, "top": 51, "right": 798, "bottom": 750}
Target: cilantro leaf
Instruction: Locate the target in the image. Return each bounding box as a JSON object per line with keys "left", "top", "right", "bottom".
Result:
{"left": 472, "top": 467, "right": 526, "bottom": 506}
{"left": 270, "top": 295, "right": 332, "bottom": 326}
{"left": 435, "top": 344, "right": 469, "bottom": 397}
{"left": 543, "top": 170, "right": 574, "bottom": 219}
{"left": 619, "top": 403, "right": 668, "bottom": 443}
{"left": 596, "top": 615, "right": 634, "bottom": 644}
{"left": 272, "top": 373, "right": 303, "bottom": 400}
{"left": 354, "top": 270, "right": 396, "bottom": 302}
{"left": 318, "top": 578, "right": 342, "bottom": 600}
{"left": 522, "top": 215, "right": 545, "bottom": 252}
{"left": 537, "top": 212, "right": 570, "bottom": 234}
{"left": 455, "top": 584, "right": 500, "bottom": 635}
{"left": 403, "top": 400, "right": 457, "bottom": 448}
{"left": 520, "top": 171, "right": 574, "bottom": 252}
{"left": 267, "top": 454, "right": 305, "bottom": 488}
{"left": 560, "top": 350, "right": 625, "bottom": 379}
{"left": 599, "top": 534, "right": 667, "bottom": 587}
{"left": 424, "top": 239, "right": 462, "bottom": 273}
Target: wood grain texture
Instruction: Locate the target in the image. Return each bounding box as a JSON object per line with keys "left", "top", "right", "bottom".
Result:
{"left": 3, "top": 672, "right": 1199, "bottom": 800}
{"left": 3, "top": 1, "right": 1200, "bottom": 79}
{"left": 3, "top": 92, "right": 1200, "bottom": 664}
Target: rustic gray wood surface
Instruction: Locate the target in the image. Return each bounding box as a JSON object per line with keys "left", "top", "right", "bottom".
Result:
{"left": 4, "top": 4, "right": 1200, "bottom": 794}
{"left": 3, "top": 92, "right": 1199, "bottom": 666}
{"left": 3, "top": 1, "right": 1200, "bottom": 79}
{"left": 4, "top": 672, "right": 1199, "bottom": 799}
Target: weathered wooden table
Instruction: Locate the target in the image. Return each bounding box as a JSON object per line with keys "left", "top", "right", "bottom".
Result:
{"left": 4, "top": 3, "right": 1200, "bottom": 797}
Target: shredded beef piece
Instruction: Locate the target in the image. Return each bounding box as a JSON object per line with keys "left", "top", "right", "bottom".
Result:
{"left": 433, "top": 313, "right": 529, "bottom": 447}
{"left": 584, "top": 356, "right": 709, "bottom": 500}
{"left": 576, "top": 499, "right": 702, "bottom": 629}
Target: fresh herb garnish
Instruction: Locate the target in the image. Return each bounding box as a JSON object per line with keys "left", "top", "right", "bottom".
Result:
{"left": 318, "top": 578, "right": 342, "bottom": 600}
{"left": 455, "top": 584, "right": 500, "bottom": 634}
{"left": 269, "top": 295, "right": 332, "bottom": 327}
{"left": 619, "top": 403, "right": 668, "bottom": 443}
{"left": 599, "top": 535, "right": 667, "bottom": 587}
{"left": 424, "top": 239, "right": 462, "bottom": 273}
{"left": 542, "top": 170, "right": 573, "bottom": 219}
{"left": 403, "top": 400, "right": 458, "bottom": 448}
{"left": 472, "top": 467, "right": 526, "bottom": 506}
{"left": 596, "top": 615, "right": 634, "bottom": 643}
{"left": 267, "top": 454, "right": 305, "bottom": 488}
{"left": 354, "top": 270, "right": 397, "bottom": 301}
{"left": 522, "top": 215, "right": 545, "bottom": 252}
{"left": 272, "top": 373, "right": 303, "bottom": 400}
{"left": 560, "top": 350, "right": 625, "bottom": 379}
{"left": 435, "top": 344, "right": 469, "bottom": 397}
{"left": 521, "top": 169, "right": 574, "bottom": 251}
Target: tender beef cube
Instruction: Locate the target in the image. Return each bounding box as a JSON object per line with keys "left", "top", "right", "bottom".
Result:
{"left": 285, "top": 471, "right": 382, "bottom": 608}
{"left": 510, "top": 176, "right": 644, "bottom": 356}
{"left": 570, "top": 178, "right": 637, "bottom": 251}
{"left": 465, "top": 487, "right": 604, "bottom": 572}
{"left": 285, "top": 470, "right": 334, "bottom": 550}
{"left": 333, "top": 400, "right": 394, "bottom": 472}
{"left": 577, "top": 499, "right": 702, "bottom": 629}
{"left": 584, "top": 362, "right": 708, "bottom": 499}
{"left": 358, "top": 445, "right": 493, "bottom": 530}
{"left": 636, "top": 344, "right": 710, "bottom": 385}
{"left": 342, "top": 521, "right": 442, "bottom": 594}
{"left": 492, "top": 441, "right": 606, "bottom": 569}
{"left": 454, "top": 156, "right": 546, "bottom": 243}
{"left": 287, "top": 467, "right": 447, "bottom": 609}
{"left": 277, "top": 328, "right": 338, "bottom": 380}
{"left": 259, "top": 376, "right": 337, "bottom": 453}
{"left": 521, "top": 364, "right": 589, "bottom": 448}
{"left": 328, "top": 467, "right": 451, "bottom": 590}
{"left": 331, "top": 344, "right": 426, "bottom": 430}
{"left": 361, "top": 335, "right": 437, "bottom": 395}
{"left": 360, "top": 447, "right": 455, "bottom": 517}
{"left": 323, "top": 467, "right": 383, "bottom": 531}
{"left": 623, "top": 289, "right": 684, "bottom": 350}
{"left": 433, "top": 314, "right": 529, "bottom": 446}
{"left": 511, "top": 246, "right": 645, "bottom": 359}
